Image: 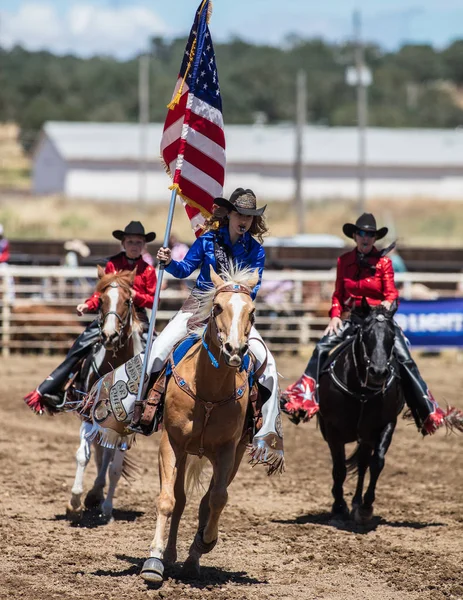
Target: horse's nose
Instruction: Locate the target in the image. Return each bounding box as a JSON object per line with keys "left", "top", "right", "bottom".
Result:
{"left": 371, "top": 366, "right": 388, "bottom": 379}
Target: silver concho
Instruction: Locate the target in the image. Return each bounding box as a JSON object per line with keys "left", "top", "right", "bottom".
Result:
{"left": 376, "top": 313, "right": 386, "bottom": 322}
{"left": 109, "top": 380, "right": 129, "bottom": 421}
{"left": 94, "top": 400, "right": 111, "bottom": 424}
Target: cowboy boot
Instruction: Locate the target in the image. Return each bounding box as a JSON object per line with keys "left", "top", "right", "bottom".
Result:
{"left": 24, "top": 320, "right": 100, "bottom": 414}
{"left": 281, "top": 329, "right": 344, "bottom": 424}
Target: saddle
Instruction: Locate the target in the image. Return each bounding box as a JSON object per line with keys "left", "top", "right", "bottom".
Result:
{"left": 131, "top": 335, "right": 266, "bottom": 438}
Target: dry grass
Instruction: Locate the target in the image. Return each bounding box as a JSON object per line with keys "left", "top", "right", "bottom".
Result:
{"left": 0, "top": 123, "right": 30, "bottom": 190}
{"left": 0, "top": 193, "right": 462, "bottom": 247}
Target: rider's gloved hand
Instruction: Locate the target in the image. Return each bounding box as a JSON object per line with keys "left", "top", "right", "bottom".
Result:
{"left": 157, "top": 247, "right": 172, "bottom": 265}
{"left": 76, "top": 303, "right": 89, "bottom": 316}
{"left": 324, "top": 317, "right": 342, "bottom": 336}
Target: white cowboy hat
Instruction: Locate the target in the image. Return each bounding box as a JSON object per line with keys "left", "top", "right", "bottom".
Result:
{"left": 64, "top": 239, "right": 91, "bottom": 258}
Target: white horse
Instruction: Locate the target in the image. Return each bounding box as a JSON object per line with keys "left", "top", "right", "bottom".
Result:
{"left": 65, "top": 268, "right": 143, "bottom": 523}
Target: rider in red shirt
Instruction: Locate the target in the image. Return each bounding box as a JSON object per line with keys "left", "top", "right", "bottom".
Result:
{"left": 24, "top": 221, "right": 157, "bottom": 414}
{"left": 281, "top": 213, "right": 454, "bottom": 436}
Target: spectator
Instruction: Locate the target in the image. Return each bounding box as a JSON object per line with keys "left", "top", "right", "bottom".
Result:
{"left": 169, "top": 233, "right": 189, "bottom": 262}
{"left": 0, "top": 224, "right": 10, "bottom": 264}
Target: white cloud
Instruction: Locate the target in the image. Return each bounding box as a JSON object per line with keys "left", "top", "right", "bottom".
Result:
{"left": 0, "top": 2, "right": 171, "bottom": 58}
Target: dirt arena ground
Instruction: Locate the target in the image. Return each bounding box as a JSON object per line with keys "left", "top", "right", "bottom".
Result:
{"left": 1, "top": 353, "right": 463, "bottom": 600}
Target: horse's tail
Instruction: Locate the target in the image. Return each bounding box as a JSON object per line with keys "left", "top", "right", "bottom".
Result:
{"left": 121, "top": 451, "right": 141, "bottom": 484}
{"left": 345, "top": 443, "right": 360, "bottom": 476}
{"left": 185, "top": 455, "right": 208, "bottom": 496}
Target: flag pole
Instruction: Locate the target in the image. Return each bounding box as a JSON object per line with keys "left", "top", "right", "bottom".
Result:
{"left": 134, "top": 188, "right": 177, "bottom": 408}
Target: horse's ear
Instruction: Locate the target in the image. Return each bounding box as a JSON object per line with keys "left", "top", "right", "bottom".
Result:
{"left": 210, "top": 265, "right": 225, "bottom": 288}
{"left": 128, "top": 266, "right": 137, "bottom": 285}
{"left": 361, "top": 296, "right": 371, "bottom": 315}
{"left": 97, "top": 265, "right": 105, "bottom": 279}
{"left": 388, "top": 298, "right": 398, "bottom": 316}
{"left": 245, "top": 268, "right": 259, "bottom": 292}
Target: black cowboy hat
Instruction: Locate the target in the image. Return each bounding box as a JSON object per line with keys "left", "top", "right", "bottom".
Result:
{"left": 112, "top": 221, "right": 156, "bottom": 243}
{"left": 342, "top": 213, "right": 388, "bottom": 241}
{"left": 214, "top": 188, "right": 267, "bottom": 217}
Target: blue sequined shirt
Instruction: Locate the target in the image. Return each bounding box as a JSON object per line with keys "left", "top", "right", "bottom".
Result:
{"left": 165, "top": 227, "right": 265, "bottom": 300}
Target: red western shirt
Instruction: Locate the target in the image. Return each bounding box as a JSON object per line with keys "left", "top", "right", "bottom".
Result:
{"left": 329, "top": 247, "right": 399, "bottom": 319}
{"left": 0, "top": 239, "right": 10, "bottom": 263}
{"left": 85, "top": 252, "right": 157, "bottom": 312}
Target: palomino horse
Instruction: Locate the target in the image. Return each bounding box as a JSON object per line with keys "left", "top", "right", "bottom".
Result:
{"left": 141, "top": 265, "right": 260, "bottom": 582}
{"left": 66, "top": 267, "right": 143, "bottom": 522}
{"left": 318, "top": 299, "right": 404, "bottom": 524}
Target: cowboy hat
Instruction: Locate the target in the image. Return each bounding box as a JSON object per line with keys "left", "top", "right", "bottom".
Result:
{"left": 64, "top": 239, "right": 90, "bottom": 258}
{"left": 112, "top": 221, "right": 156, "bottom": 243}
{"left": 342, "top": 213, "right": 388, "bottom": 241}
{"left": 214, "top": 188, "right": 266, "bottom": 217}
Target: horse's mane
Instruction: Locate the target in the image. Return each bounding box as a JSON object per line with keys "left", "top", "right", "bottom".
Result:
{"left": 95, "top": 270, "right": 133, "bottom": 293}
{"left": 188, "top": 263, "right": 256, "bottom": 335}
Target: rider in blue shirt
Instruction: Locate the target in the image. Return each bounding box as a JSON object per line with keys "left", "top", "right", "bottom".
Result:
{"left": 86, "top": 188, "right": 284, "bottom": 471}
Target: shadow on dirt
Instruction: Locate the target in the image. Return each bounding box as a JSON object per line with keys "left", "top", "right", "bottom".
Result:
{"left": 88, "top": 554, "right": 267, "bottom": 587}
{"left": 53, "top": 508, "right": 144, "bottom": 528}
{"left": 272, "top": 511, "right": 446, "bottom": 533}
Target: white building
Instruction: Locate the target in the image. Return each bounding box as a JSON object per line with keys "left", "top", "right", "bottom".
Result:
{"left": 32, "top": 121, "right": 463, "bottom": 202}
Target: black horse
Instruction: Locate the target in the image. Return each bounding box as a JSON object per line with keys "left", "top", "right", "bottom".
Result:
{"left": 318, "top": 298, "right": 404, "bottom": 524}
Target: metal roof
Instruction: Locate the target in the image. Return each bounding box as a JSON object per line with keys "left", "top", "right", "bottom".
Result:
{"left": 42, "top": 121, "right": 463, "bottom": 167}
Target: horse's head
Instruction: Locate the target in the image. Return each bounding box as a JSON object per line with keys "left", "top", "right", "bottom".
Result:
{"left": 96, "top": 266, "right": 137, "bottom": 350}
{"left": 209, "top": 265, "right": 259, "bottom": 368}
{"left": 356, "top": 297, "right": 398, "bottom": 387}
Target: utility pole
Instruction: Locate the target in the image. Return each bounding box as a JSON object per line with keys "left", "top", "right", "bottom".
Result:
{"left": 138, "top": 54, "right": 150, "bottom": 208}
{"left": 353, "top": 10, "right": 368, "bottom": 214}
{"left": 294, "top": 69, "right": 307, "bottom": 234}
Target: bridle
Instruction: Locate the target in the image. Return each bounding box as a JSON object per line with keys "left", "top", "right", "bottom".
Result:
{"left": 98, "top": 281, "right": 133, "bottom": 352}
{"left": 203, "top": 282, "right": 254, "bottom": 368}
{"left": 353, "top": 312, "right": 396, "bottom": 392}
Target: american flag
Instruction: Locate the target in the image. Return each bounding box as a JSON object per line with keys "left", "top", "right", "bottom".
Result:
{"left": 160, "top": 0, "right": 225, "bottom": 235}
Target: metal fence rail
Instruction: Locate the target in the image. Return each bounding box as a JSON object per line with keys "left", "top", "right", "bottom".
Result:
{"left": 1, "top": 266, "right": 463, "bottom": 356}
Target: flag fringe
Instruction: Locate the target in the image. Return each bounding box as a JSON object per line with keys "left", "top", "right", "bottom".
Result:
{"left": 167, "top": 37, "right": 198, "bottom": 110}
{"left": 171, "top": 185, "right": 212, "bottom": 219}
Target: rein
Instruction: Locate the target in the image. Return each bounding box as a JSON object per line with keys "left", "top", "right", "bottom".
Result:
{"left": 98, "top": 281, "right": 134, "bottom": 353}
{"left": 201, "top": 282, "right": 253, "bottom": 369}
{"left": 329, "top": 313, "right": 397, "bottom": 440}
{"left": 174, "top": 282, "right": 255, "bottom": 457}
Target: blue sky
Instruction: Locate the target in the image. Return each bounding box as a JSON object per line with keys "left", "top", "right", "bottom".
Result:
{"left": 1, "top": 0, "right": 462, "bottom": 58}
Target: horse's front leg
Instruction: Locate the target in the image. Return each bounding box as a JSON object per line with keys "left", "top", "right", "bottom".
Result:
{"left": 163, "top": 453, "right": 187, "bottom": 566}
{"left": 183, "top": 442, "right": 236, "bottom": 579}
{"left": 350, "top": 442, "right": 373, "bottom": 514}
{"left": 354, "top": 422, "right": 396, "bottom": 524}
{"left": 85, "top": 446, "right": 112, "bottom": 510}
{"left": 141, "top": 430, "right": 185, "bottom": 583}
{"left": 326, "top": 430, "right": 348, "bottom": 518}
{"left": 66, "top": 421, "right": 92, "bottom": 523}
{"left": 100, "top": 448, "right": 125, "bottom": 521}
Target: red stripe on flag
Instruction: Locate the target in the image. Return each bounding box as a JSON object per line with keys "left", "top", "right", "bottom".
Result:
{"left": 162, "top": 92, "right": 188, "bottom": 133}
{"left": 162, "top": 140, "right": 181, "bottom": 171}
{"left": 188, "top": 112, "right": 225, "bottom": 148}
{"left": 182, "top": 143, "right": 225, "bottom": 184}
{"left": 177, "top": 177, "right": 215, "bottom": 215}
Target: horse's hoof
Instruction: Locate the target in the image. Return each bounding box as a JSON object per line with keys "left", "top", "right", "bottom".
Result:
{"left": 163, "top": 549, "right": 177, "bottom": 566}
{"left": 331, "top": 502, "right": 349, "bottom": 520}
{"left": 182, "top": 557, "right": 201, "bottom": 580}
{"left": 192, "top": 529, "right": 217, "bottom": 555}
{"left": 351, "top": 504, "right": 374, "bottom": 524}
{"left": 140, "top": 557, "right": 164, "bottom": 583}
{"left": 84, "top": 490, "right": 104, "bottom": 509}
{"left": 65, "top": 503, "right": 83, "bottom": 523}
